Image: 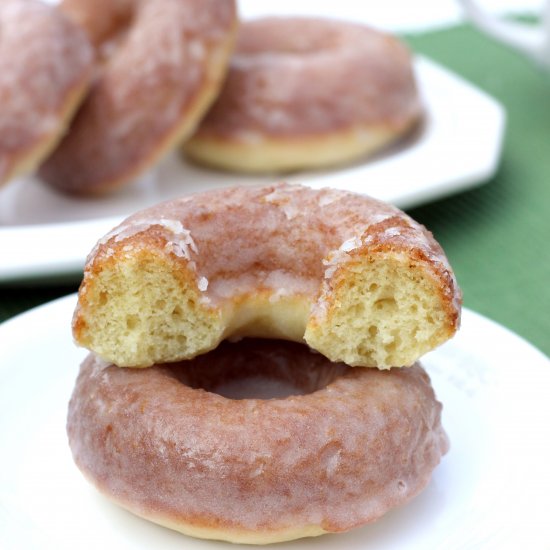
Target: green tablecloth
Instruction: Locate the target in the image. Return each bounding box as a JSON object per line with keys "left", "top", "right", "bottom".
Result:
{"left": 406, "top": 24, "right": 550, "bottom": 357}
{"left": 1, "top": 23, "right": 549, "bottom": 357}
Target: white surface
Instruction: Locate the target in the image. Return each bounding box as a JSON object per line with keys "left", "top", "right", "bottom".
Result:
{"left": 0, "top": 57, "right": 505, "bottom": 282}
{"left": 0, "top": 296, "right": 549, "bottom": 549}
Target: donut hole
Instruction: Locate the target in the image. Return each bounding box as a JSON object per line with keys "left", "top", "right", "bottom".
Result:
{"left": 171, "top": 339, "right": 348, "bottom": 400}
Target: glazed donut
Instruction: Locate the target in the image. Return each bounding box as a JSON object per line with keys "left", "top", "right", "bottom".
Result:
{"left": 0, "top": 0, "right": 93, "bottom": 187}
{"left": 38, "top": 0, "right": 238, "bottom": 195}
{"left": 183, "top": 17, "right": 422, "bottom": 173}
{"left": 67, "top": 339, "right": 449, "bottom": 544}
{"left": 73, "top": 183, "right": 461, "bottom": 368}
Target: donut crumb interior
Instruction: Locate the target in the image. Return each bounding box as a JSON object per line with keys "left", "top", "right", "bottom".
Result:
{"left": 305, "top": 255, "right": 452, "bottom": 368}
{"left": 76, "top": 252, "right": 225, "bottom": 368}
{"left": 172, "top": 339, "right": 348, "bottom": 399}
{"left": 77, "top": 250, "right": 453, "bottom": 369}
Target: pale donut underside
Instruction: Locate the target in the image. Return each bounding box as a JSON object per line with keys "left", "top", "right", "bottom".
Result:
{"left": 0, "top": 0, "right": 93, "bottom": 186}
{"left": 184, "top": 17, "right": 423, "bottom": 173}
{"left": 38, "top": 0, "right": 238, "bottom": 195}
{"left": 73, "top": 183, "right": 461, "bottom": 369}
{"left": 67, "top": 340, "right": 449, "bottom": 544}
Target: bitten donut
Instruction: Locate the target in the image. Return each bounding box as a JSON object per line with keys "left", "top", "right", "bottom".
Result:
{"left": 73, "top": 183, "right": 461, "bottom": 368}
{"left": 38, "top": 0, "right": 238, "bottom": 195}
{"left": 183, "top": 17, "right": 422, "bottom": 173}
{"left": 0, "top": 0, "right": 93, "bottom": 187}
{"left": 67, "top": 339, "right": 449, "bottom": 544}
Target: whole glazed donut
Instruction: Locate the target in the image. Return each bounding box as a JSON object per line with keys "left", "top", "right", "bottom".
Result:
{"left": 38, "top": 0, "right": 238, "bottom": 195}
{"left": 184, "top": 17, "right": 422, "bottom": 173}
{"left": 0, "top": 0, "right": 93, "bottom": 187}
{"left": 73, "top": 183, "right": 461, "bottom": 368}
{"left": 67, "top": 339, "right": 449, "bottom": 544}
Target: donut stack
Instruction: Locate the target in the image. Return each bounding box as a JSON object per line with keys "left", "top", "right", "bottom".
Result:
{"left": 67, "top": 182, "right": 460, "bottom": 544}
{"left": 0, "top": 1, "right": 422, "bottom": 194}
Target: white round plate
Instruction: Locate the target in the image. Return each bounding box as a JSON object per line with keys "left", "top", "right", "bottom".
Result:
{"left": 0, "top": 296, "right": 549, "bottom": 549}
{"left": 0, "top": 54, "right": 505, "bottom": 282}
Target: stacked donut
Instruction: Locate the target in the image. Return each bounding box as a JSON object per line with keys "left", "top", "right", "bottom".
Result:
{"left": 0, "top": 2, "right": 421, "bottom": 194}
{"left": 67, "top": 182, "right": 460, "bottom": 544}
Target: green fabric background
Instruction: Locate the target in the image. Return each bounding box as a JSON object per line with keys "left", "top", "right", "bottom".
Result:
{"left": 0, "top": 24, "right": 548, "bottom": 356}
{"left": 406, "top": 25, "right": 550, "bottom": 357}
